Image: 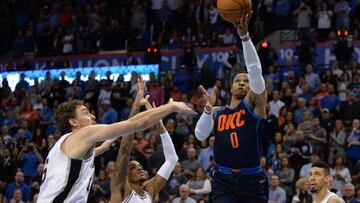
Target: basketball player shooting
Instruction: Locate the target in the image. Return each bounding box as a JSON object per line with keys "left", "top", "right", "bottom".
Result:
{"left": 37, "top": 77, "right": 195, "bottom": 203}
{"left": 110, "top": 98, "right": 178, "bottom": 203}
{"left": 195, "top": 13, "right": 269, "bottom": 203}
{"left": 309, "top": 162, "right": 345, "bottom": 203}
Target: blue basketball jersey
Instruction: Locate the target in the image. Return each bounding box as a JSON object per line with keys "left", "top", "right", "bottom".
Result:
{"left": 213, "top": 99, "right": 264, "bottom": 169}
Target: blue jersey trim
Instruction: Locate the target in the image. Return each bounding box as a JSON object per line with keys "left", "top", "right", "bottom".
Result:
{"left": 217, "top": 165, "right": 262, "bottom": 175}
{"left": 243, "top": 99, "right": 263, "bottom": 120}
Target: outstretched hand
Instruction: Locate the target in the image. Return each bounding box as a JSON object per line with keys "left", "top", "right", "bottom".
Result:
{"left": 232, "top": 12, "right": 252, "bottom": 37}
{"left": 199, "top": 85, "right": 216, "bottom": 112}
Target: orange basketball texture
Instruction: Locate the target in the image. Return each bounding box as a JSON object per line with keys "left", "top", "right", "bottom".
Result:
{"left": 217, "top": 0, "right": 252, "bottom": 23}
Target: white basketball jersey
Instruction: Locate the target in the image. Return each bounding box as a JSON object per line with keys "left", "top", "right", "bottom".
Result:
{"left": 319, "top": 192, "right": 338, "bottom": 203}
{"left": 122, "top": 190, "right": 152, "bottom": 203}
{"left": 38, "top": 133, "right": 95, "bottom": 203}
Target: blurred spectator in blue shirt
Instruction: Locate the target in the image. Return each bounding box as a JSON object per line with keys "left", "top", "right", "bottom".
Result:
{"left": 99, "top": 100, "right": 118, "bottom": 124}
{"left": 4, "top": 171, "right": 31, "bottom": 203}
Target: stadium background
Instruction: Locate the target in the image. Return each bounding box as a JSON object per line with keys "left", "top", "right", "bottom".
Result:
{"left": 0, "top": 0, "right": 360, "bottom": 202}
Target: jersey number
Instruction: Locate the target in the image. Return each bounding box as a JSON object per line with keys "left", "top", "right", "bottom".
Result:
{"left": 230, "top": 132, "right": 239, "bottom": 148}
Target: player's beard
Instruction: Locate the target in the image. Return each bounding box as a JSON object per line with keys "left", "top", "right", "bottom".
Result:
{"left": 310, "top": 188, "right": 317, "bottom": 193}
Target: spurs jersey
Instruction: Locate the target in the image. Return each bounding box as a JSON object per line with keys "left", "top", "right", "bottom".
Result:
{"left": 38, "top": 133, "right": 95, "bottom": 203}
{"left": 319, "top": 192, "right": 339, "bottom": 203}
{"left": 122, "top": 190, "right": 152, "bottom": 203}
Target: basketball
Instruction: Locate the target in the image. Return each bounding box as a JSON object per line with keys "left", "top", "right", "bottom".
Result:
{"left": 217, "top": 0, "right": 252, "bottom": 23}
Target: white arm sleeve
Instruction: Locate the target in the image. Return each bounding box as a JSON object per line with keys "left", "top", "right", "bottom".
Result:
{"left": 242, "top": 39, "right": 266, "bottom": 94}
{"left": 195, "top": 110, "right": 214, "bottom": 141}
{"left": 157, "top": 132, "right": 178, "bottom": 180}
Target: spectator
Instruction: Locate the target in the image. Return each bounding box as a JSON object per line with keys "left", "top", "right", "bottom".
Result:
{"left": 9, "top": 188, "right": 25, "bottom": 203}
{"left": 4, "top": 171, "right": 31, "bottom": 203}
{"left": 328, "top": 119, "right": 346, "bottom": 165}
{"left": 346, "top": 119, "right": 360, "bottom": 172}
{"left": 299, "top": 151, "right": 321, "bottom": 178}
{"left": 291, "top": 177, "right": 312, "bottom": 203}
{"left": 148, "top": 80, "right": 165, "bottom": 107}
{"left": 269, "top": 174, "right": 286, "bottom": 203}
{"left": 174, "top": 65, "right": 191, "bottom": 94}
{"left": 320, "top": 84, "right": 341, "bottom": 111}
{"left": 334, "top": 0, "right": 351, "bottom": 29}
{"left": 182, "top": 147, "right": 201, "bottom": 177}
{"left": 342, "top": 183, "right": 355, "bottom": 203}
{"left": 62, "top": 28, "right": 74, "bottom": 53}
{"left": 307, "top": 117, "right": 327, "bottom": 156}
{"left": 0, "top": 148, "right": 18, "bottom": 193}
{"left": 289, "top": 130, "right": 312, "bottom": 178}
{"left": 219, "top": 28, "right": 237, "bottom": 45}
{"left": 293, "top": 2, "right": 312, "bottom": 39}
{"left": 163, "top": 162, "right": 188, "bottom": 202}
{"left": 316, "top": 3, "right": 333, "bottom": 41}
{"left": 304, "top": 64, "right": 321, "bottom": 93}
{"left": 330, "top": 154, "right": 352, "bottom": 196}
{"left": 172, "top": 184, "right": 196, "bottom": 203}
{"left": 320, "top": 108, "right": 334, "bottom": 136}
{"left": 186, "top": 166, "right": 211, "bottom": 202}
{"left": 269, "top": 90, "right": 285, "bottom": 117}
{"left": 17, "top": 142, "right": 44, "bottom": 185}
{"left": 294, "top": 97, "right": 308, "bottom": 124}
{"left": 276, "top": 156, "right": 295, "bottom": 202}
{"left": 197, "top": 136, "right": 214, "bottom": 171}
{"left": 339, "top": 92, "right": 360, "bottom": 127}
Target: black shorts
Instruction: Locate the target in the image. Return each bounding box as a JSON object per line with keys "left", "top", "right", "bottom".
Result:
{"left": 211, "top": 170, "right": 269, "bottom": 203}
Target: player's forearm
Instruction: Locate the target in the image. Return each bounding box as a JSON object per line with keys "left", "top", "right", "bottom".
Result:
{"left": 87, "top": 103, "right": 175, "bottom": 143}
{"left": 157, "top": 132, "right": 178, "bottom": 179}
{"left": 112, "top": 92, "right": 145, "bottom": 185}
{"left": 160, "top": 132, "right": 178, "bottom": 164}
{"left": 242, "top": 38, "right": 266, "bottom": 94}
{"left": 94, "top": 138, "right": 116, "bottom": 156}
{"left": 195, "top": 110, "right": 214, "bottom": 141}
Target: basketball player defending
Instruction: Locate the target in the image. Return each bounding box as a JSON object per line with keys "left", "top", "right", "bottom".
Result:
{"left": 110, "top": 99, "right": 177, "bottom": 203}
{"left": 309, "top": 162, "right": 345, "bottom": 203}
{"left": 37, "top": 78, "right": 195, "bottom": 202}
{"left": 195, "top": 13, "right": 269, "bottom": 203}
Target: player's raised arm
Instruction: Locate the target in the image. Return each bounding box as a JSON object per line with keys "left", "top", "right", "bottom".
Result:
{"left": 234, "top": 13, "right": 267, "bottom": 117}
{"left": 144, "top": 101, "right": 179, "bottom": 197}
{"left": 94, "top": 78, "right": 148, "bottom": 157}
{"left": 110, "top": 78, "right": 148, "bottom": 202}
{"left": 195, "top": 85, "right": 216, "bottom": 141}
{"left": 61, "top": 94, "right": 196, "bottom": 160}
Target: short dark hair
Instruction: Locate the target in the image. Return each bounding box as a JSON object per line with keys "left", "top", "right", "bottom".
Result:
{"left": 232, "top": 70, "right": 248, "bottom": 84}
{"left": 54, "top": 100, "right": 83, "bottom": 135}
{"left": 311, "top": 161, "right": 330, "bottom": 175}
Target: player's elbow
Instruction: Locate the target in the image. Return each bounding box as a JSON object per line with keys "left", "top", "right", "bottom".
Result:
{"left": 195, "top": 129, "right": 208, "bottom": 141}
{"left": 169, "top": 155, "right": 179, "bottom": 165}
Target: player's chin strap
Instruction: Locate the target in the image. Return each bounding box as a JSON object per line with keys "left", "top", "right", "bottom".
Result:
{"left": 157, "top": 132, "right": 178, "bottom": 180}
{"left": 242, "top": 35, "right": 266, "bottom": 95}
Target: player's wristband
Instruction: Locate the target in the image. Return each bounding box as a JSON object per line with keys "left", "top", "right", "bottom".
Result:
{"left": 239, "top": 32, "right": 249, "bottom": 40}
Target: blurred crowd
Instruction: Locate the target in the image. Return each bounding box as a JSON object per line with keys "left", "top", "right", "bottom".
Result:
{"left": 0, "top": 0, "right": 360, "bottom": 203}
{"left": 1, "top": 0, "right": 360, "bottom": 58}
{"left": 0, "top": 54, "right": 360, "bottom": 203}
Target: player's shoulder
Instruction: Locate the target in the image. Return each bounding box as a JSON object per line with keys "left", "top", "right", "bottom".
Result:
{"left": 328, "top": 194, "right": 345, "bottom": 203}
